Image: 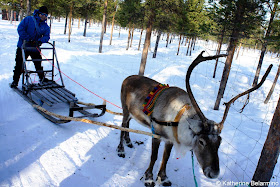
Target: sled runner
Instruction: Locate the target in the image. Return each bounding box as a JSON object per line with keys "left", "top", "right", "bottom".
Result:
{"left": 11, "top": 41, "right": 106, "bottom": 124}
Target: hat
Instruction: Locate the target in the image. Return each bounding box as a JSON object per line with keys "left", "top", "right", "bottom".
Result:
{"left": 39, "top": 6, "right": 48, "bottom": 15}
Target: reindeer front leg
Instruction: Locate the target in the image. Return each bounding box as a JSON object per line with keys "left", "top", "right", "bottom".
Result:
{"left": 157, "top": 142, "right": 173, "bottom": 186}
{"left": 144, "top": 138, "right": 161, "bottom": 187}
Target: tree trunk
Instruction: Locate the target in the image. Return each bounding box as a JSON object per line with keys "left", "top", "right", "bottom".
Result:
{"left": 153, "top": 30, "right": 162, "bottom": 58}
{"left": 166, "top": 33, "right": 169, "bottom": 47}
{"left": 190, "top": 37, "right": 195, "bottom": 55}
{"left": 49, "top": 16, "right": 52, "bottom": 33}
{"left": 104, "top": 16, "right": 107, "bottom": 34}
{"left": 169, "top": 34, "right": 173, "bottom": 44}
{"left": 119, "top": 26, "right": 121, "bottom": 37}
{"left": 109, "top": 12, "right": 116, "bottom": 45}
{"left": 192, "top": 37, "right": 196, "bottom": 50}
{"left": 126, "top": 23, "right": 131, "bottom": 50}
{"left": 252, "top": 2, "right": 278, "bottom": 87}
{"left": 252, "top": 95, "right": 280, "bottom": 185}
{"left": 83, "top": 17, "right": 88, "bottom": 37}
{"left": 213, "top": 29, "right": 225, "bottom": 78}
{"left": 109, "top": 2, "right": 117, "bottom": 45}
{"left": 138, "top": 28, "right": 143, "bottom": 51}
{"left": 186, "top": 37, "right": 191, "bottom": 56}
{"left": 235, "top": 41, "right": 242, "bottom": 60}
{"left": 214, "top": 1, "right": 246, "bottom": 110}
{"left": 214, "top": 32, "right": 239, "bottom": 110}
{"left": 264, "top": 62, "right": 280, "bottom": 104}
{"left": 139, "top": 0, "right": 155, "bottom": 76}
{"left": 78, "top": 18, "right": 81, "bottom": 29}
{"left": 185, "top": 37, "right": 188, "bottom": 46}
{"left": 139, "top": 23, "right": 152, "bottom": 76}
{"left": 177, "top": 34, "right": 182, "bottom": 55}
{"left": 99, "top": 0, "right": 108, "bottom": 53}
{"left": 189, "top": 37, "right": 195, "bottom": 56}
{"left": 130, "top": 24, "right": 135, "bottom": 48}
{"left": 64, "top": 13, "right": 68, "bottom": 35}
{"left": 18, "top": 0, "right": 24, "bottom": 21}
{"left": 26, "top": 0, "right": 31, "bottom": 16}
{"left": 68, "top": 4, "right": 73, "bottom": 43}
{"left": 10, "top": 10, "right": 13, "bottom": 24}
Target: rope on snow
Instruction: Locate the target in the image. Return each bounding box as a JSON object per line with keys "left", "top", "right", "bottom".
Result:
{"left": 33, "top": 104, "right": 161, "bottom": 139}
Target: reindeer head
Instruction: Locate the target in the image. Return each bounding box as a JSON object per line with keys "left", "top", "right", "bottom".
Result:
{"left": 185, "top": 51, "right": 272, "bottom": 179}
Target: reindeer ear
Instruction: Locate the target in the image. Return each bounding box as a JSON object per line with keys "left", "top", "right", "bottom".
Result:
{"left": 188, "top": 119, "right": 203, "bottom": 134}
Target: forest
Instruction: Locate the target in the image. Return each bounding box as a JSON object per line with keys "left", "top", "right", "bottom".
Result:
{"left": 1, "top": 0, "right": 280, "bottom": 53}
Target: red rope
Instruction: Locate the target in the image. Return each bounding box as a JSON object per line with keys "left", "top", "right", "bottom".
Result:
{"left": 37, "top": 47, "right": 122, "bottom": 110}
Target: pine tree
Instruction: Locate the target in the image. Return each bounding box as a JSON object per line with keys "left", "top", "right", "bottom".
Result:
{"left": 213, "top": 0, "right": 266, "bottom": 110}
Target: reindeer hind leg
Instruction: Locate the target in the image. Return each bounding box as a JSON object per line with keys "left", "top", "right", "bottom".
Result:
{"left": 117, "top": 110, "right": 131, "bottom": 158}
{"left": 124, "top": 119, "right": 134, "bottom": 148}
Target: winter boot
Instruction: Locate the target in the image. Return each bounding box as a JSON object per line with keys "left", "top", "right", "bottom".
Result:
{"left": 11, "top": 70, "right": 20, "bottom": 88}
{"left": 10, "top": 81, "right": 18, "bottom": 88}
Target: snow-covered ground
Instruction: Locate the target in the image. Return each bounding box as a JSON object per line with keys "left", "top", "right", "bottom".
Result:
{"left": 0, "top": 18, "right": 279, "bottom": 187}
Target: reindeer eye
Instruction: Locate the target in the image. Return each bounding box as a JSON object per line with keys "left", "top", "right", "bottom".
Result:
{"left": 199, "top": 139, "right": 206, "bottom": 147}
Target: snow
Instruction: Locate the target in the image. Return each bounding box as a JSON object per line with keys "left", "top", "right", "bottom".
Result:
{"left": 0, "top": 18, "right": 280, "bottom": 187}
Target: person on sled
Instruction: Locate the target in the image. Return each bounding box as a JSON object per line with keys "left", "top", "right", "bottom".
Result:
{"left": 11, "top": 6, "right": 50, "bottom": 88}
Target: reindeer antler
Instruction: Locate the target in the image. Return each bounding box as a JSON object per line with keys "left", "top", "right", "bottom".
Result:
{"left": 186, "top": 51, "right": 227, "bottom": 124}
{"left": 217, "top": 64, "right": 273, "bottom": 132}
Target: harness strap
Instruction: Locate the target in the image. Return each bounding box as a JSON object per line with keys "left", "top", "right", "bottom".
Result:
{"left": 151, "top": 104, "right": 191, "bottom": 126}
{"left": 142, "top": 84, "right": 192, "bottom": 144}
{"left": 152, "top": 104, "right": 191, "bottom": 144}
{"left": 151, "top": 118, "right": 179, "bottom": 126}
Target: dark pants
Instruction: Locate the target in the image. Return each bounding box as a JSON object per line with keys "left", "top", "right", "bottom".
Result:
{"left": 13, "top": 47, "right": 44, "bottom": 84}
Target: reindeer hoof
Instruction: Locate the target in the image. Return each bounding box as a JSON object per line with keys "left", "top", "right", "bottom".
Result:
{"left": 162, "top": 181, "right": 172, "bottom": 186}
{"left": 126, "top": 142, "right": 134, "bottom": 148}
{"left": 117, "top": 146, "right": 125, "bottom": 158}
{"left": 141, "top": 174, "right": 155, "bottom": 187}
{"left": 117, "top": 151, "right": 125, "bottom": 158}
{"left": 157, "top": 176, "right": 172, "bottom": 186}
{"left": 144, "top": 180, "right": 155, "bottom": 187}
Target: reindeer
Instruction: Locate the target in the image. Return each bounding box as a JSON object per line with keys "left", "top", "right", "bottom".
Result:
{"left": 117, "top": 51, "right": 272, "bottom": 187}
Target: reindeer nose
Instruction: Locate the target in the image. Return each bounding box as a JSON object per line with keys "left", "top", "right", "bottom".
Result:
{"left": 204, "top": 167, "right": 220, "bottom": 179}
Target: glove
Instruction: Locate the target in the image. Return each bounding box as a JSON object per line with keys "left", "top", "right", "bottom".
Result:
{"left": 37, "top": 41, "right": 42, "bottom": 46}
{"left": 29, "top": 40, "right": 36, "bottom": 45}
{"left": 28, "top": 40, "right": 42, "bottom": 47}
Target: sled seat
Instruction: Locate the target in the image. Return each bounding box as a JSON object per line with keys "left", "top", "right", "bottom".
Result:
{"left": 28, "top": 81, "right": 78, "bottom": 106}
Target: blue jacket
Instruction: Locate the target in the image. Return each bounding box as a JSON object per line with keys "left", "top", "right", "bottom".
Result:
{"left": 17, "top": 9, "right": 50, "bottom": 48}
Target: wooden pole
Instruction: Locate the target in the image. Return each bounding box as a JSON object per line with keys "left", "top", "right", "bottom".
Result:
{"left": 33, "top": 105, "right": 161, "bottom": 139}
